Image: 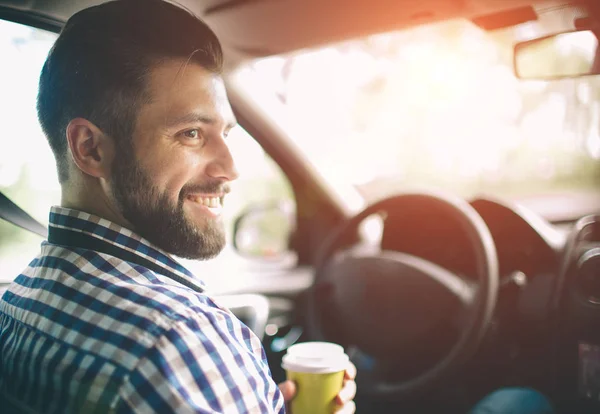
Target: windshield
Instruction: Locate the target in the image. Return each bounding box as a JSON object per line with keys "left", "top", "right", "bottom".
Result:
{"left": 232, "top": 18, "right": 600, "bottom": 220}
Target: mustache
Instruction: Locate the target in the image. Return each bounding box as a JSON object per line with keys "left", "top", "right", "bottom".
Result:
{"left": 181, "top": 181, "right": 231, "bottom": 197}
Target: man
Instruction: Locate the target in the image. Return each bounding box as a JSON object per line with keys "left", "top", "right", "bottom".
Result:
{"left": 0, "top": 0, "right": 356, "bottom": 412}
{"left": 0, "top": 0, "right": 562, "bottom": 412}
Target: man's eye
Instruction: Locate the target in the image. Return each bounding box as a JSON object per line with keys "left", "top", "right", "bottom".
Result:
{"left": 183, "top": 129, "right": 200, "bottom": 139}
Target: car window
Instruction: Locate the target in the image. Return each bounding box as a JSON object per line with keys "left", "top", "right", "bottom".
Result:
{"left": 0, "top": 19, "right": 58, "bottom": 278}
{"left": 0, "top": 18, "right": 295, "bottom": 283}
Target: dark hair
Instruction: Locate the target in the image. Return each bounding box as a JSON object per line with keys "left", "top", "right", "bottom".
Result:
{"left": 37, "top": 0, "right": 223, "bottom": 183}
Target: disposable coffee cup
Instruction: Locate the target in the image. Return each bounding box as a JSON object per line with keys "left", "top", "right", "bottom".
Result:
{"left": 282, "top": 342, "right": 349, "bottom": 414}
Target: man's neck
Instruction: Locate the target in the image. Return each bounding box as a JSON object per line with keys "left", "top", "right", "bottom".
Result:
{"left": 61, "top": 181, "right": 134, "bottom": 232}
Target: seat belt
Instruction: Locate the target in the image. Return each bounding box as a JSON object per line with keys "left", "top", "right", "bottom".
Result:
{"left": 0, "top": 191, "right": 47, "bottom": 238}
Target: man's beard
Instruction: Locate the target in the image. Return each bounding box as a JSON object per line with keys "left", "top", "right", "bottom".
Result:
{"left": 110, "top": 147, "right": 226, "bottom": 260}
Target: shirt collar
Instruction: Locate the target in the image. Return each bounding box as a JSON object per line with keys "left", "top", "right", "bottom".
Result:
{"left": 48, "top": 206, "right": 205, "bottom": 292}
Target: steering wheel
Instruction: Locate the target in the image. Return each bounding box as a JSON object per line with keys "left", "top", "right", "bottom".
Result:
{"left": 305, "top": 191, "right": 499, "bottom": 400}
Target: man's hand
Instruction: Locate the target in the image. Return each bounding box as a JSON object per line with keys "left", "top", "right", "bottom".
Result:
{"left": 278, "top": 362, "right": 357, "bottom": 413}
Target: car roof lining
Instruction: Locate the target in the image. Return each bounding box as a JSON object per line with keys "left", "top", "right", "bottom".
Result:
{"left": 0, "top": 0, "right": 572, "bottom": 66}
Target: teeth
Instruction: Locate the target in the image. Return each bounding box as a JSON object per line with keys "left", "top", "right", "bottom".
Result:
{"left": 190, "top": 196, "right": 221, "bottom": 208}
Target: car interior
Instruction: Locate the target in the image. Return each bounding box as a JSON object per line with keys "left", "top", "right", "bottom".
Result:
{"left": 1, "top": 0, "right": 600, "bottom": 413}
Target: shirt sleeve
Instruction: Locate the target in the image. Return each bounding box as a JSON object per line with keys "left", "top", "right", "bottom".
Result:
{"left": 115, "top": 311, "right": 286, "bottom": 414}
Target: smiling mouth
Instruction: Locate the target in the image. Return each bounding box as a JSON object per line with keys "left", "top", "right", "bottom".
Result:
{"left": 186, "top": 194, "right": 224, "bottom": 209}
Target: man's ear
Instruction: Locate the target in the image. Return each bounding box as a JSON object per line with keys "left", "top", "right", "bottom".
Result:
{"left": 66, "top": 118, "right": 115, "bottom": 178}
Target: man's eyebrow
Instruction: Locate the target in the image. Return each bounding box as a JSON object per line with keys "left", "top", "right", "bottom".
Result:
{"left": 164, "top": 112, "right": 237, "bottom": 130}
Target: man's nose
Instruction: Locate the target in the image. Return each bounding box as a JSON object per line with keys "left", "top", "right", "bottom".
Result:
{"left": 205, "top": 135, "right": 239, "bottom": 182}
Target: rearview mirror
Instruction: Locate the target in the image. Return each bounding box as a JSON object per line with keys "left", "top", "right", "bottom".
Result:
{"left": 514, "top": 30, "right": 600, "bottom": 80}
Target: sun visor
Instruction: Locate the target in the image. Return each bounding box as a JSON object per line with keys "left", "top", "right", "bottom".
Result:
{"left": 472, "top": 6, "right": 538, "bottom": 31}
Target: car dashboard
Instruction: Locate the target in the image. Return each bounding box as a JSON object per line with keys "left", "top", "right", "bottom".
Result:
{"left": 374, "top": 195, "right": 599, "bottom": 408}
{"left": 215, "top": 196, "right": 600, "bottom": 409}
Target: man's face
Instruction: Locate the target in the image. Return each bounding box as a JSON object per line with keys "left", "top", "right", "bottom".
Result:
{"left": 110, "top": 60, "right": 238, "bottom": 260}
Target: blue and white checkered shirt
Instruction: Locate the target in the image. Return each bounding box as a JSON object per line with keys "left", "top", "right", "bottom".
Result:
{"left": 0, "top": 206, "right": 285, "bottom": 413}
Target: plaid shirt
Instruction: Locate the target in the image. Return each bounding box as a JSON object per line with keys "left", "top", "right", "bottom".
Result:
{"left": 0, "top": 206, "right": 285, "bottom": 413}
